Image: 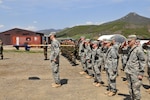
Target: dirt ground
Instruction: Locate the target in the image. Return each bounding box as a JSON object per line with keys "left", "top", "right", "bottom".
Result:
{"left": 0, "top": 46, "right": 150, "bottom": 100}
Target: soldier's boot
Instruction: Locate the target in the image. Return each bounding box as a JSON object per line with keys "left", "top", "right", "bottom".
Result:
{"left": 104, "top": 91, "right": 111, "bottom": 95}
{"left": 51, "top": 83, "right": 61, "bottom": 88}
{"left": 107, "top": 91, "right": 116, "bottom": 97}
{"left": 102, "top": 71, "right": 106, "bottom": 74}
{"left": 79, "top": 71, "right": 86, "bottom": 75}
{"left": 93, "top": 82, "right": 98, "bottom": 86}
{"left": 85, "top": 75, "right": 92, "bottom": 79}
{"left": 95, "top": 83, "right": 102, "bottom": 87}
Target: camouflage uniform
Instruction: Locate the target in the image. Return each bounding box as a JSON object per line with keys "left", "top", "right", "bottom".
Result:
{"left": 147, "top": 46, "right": 150, "bottom": 81}
{"left": 84, "top": 40, "right": 93, "bottom": 77}
{"left": 101, "top": 43, "right": 108, "bottom": 72}
{"left": 92, "top": 41, "right": 104, "bottom": 85}
{"left": 125, "top": 45, "right": 145, "bottom": 100}
{"left": 0, "top": 40, "right": 3, "bottom": 60}
{"left": 121, "top": 47, "right": 128, "bottom": 71}
{"left": 79, "top": 40, "right": 87, "bottom": 73}
{"left": 105, "top": 45, "right": 119, "bottom": 93}
{"left": 50, "top": 38, "right": 61, "bottom": 85}
{"left": 112, "top": 43, "right": 120, "bottom": 75}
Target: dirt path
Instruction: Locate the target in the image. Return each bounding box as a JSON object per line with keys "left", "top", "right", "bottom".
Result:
{"left": 0, "top": 49, "right": 150, "bottom": 100}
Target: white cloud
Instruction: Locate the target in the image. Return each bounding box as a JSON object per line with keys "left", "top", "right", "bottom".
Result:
{"left": 76, "top": 21, "right": 105, "bottom": 26}
{"left": 24, "top": 26, "right": 37, "bottom": 31}
{"left": 0, "top": 24, "right": 4, "bottom": 28}
{"left": 85, "top": 21, "right": 94, "bottom": 25}
{"left": 85, "top": 21, "right": 104, "bottom": 25}
{"left": 12, "top": 25, "right": 37, "bottom": 31}
{"left": 68, "top": 21, "right": 105, "bottom": 28}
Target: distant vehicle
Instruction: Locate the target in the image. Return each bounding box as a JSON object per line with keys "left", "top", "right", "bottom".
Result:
{"left": 98, "top": 34, "right": 126, "bottom": 44}
{"left": 139, "top": 40, "right": 149, "bottom": 46}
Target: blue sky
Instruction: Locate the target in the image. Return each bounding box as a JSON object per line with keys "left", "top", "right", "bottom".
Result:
{"left": 0, "top": 0, "right": 150, "bottom": 32}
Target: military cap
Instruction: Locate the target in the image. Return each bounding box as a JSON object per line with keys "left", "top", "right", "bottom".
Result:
{"left": 136, "top": 39, "right": 140, "bottom": 42}
{"left": 49, "top": 32, "right": 56, "bottom": 37}
{"left": 85, "top": 39, "right": 90, "bottom": 42}
{"left": 80, "top": 36, "right": 85, "bottom": 39}
{"left": 104, "top": 39, "right": 113, "bottom": 43}
{"left": 127, "top": 35, "right": 137, "bottom": 41}
{"left": 92, "top": 41, "right": 99, "bottom": 45}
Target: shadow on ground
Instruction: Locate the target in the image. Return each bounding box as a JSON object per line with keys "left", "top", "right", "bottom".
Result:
{"left": 28, "top": 76, "right": 40, "bottom": 80}
{"left": 118, "top": 93, "right": 131, "bottom": 100}
{"left": 142, "top": 84, "right": 150, "bottom": 89}
{"left": 61, "top": 79, "right": 68, "bottom": 85}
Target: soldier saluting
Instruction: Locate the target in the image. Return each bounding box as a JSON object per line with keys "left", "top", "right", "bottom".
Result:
{"left": 49, "top": 32, "right": 61, "bottom": 88}
{"left": 104, "top": 39, "right": 118, "bottom": 96}
{"left": 125, "top": 35, "right": 146, "bottom": 100}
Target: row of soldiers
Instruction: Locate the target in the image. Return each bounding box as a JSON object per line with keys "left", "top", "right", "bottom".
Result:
{"left": 78, "top": 35, "right": 150, "bottom": 99}
{"left": 60, "top": 39, "right": 79, "bottom": 66}
{"left": 78, "top": 36, "right": 118, "bottom": 96}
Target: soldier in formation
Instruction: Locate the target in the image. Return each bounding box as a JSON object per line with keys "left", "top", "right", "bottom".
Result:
{"left": 0, "top": 39, "right": 3, "bottom": 60}
{"left": 101, "top": 39, "right": 108, "bottom": 73}
{"left": 104, "top": 39, "right": 119, "bottom": 96}
{"left": 92, "top": 41, "right": 104, "bottom": 87}
{"left": 84, "top": 39, "right": 94, "bottom": 79}
{"left": 78, "top": 36, "right": 87, "bottom": 75}
{"left": 49, "top": 32, "right": 61, "bottom": 88}
{"left": 119, "top": 41, "right": 129, "bottom": 71}
{"left": 124, "top": 35, "right": 146, "bottom": 100}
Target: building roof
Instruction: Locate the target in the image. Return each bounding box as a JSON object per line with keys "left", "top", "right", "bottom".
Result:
{"left": 0, "top": 28, "right": 44, "bottom": 35}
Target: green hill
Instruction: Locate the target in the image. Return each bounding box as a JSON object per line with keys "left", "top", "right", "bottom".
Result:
{"left": 57, "top": 12, "right": 150, "bottom": 39}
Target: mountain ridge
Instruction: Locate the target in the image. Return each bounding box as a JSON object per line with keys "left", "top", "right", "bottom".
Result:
{"left": 57, "top": 12, "right": 150, "bottom": 39}
{"left": 114, "top": 12, "right": 150, "bottom": 25}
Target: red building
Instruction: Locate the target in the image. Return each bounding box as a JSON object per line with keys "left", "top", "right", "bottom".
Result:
{"left": 0, "top": 28, "right": 44, "bottom": 45}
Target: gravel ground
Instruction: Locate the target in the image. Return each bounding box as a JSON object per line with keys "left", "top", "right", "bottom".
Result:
{"left": 0, "top": 46, "right": 150, "bottom": 100}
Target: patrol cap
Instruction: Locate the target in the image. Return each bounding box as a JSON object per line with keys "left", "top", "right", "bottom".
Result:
{"left": 49, "top": 32, "right": 56, "bottom": 37}
{"left": 136, "top": 39, "right": 140, "bottom": 42}
{"left": 127, "top": 35, "right": 137, "bottom": 41}
{"left": 85, "top": 39, "right": 90, "bottom": 42}
{"left": 104, "top": 39, "right": 113, "bottom": 43}
{"left": 80, "top": 36, "right": 85, "bottom": 39}
{"left": 92, "top": 41, "right": 99, "bottom": 45}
